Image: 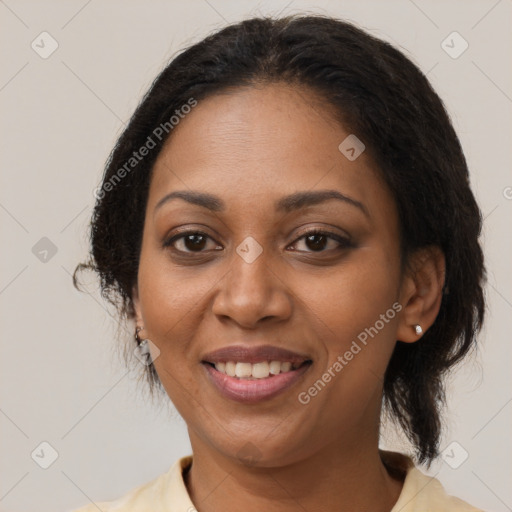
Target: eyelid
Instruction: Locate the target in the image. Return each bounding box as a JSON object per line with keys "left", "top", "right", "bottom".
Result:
{"left": 163, "top": 227, "right": 220, "bottom": 248}
{"left": 292, "top": 225, "right": 351, "bottom": 243}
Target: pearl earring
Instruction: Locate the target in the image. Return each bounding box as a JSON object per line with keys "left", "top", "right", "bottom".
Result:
{"left": 414, "top": 324, "right": 423, "bottom": 335}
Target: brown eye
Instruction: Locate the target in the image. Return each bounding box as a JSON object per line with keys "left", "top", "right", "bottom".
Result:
{"left": 291, "top": 230, "right": 352, "bottom": 253}
{"left": 164, "top": 231, "right": 221, "bottom": 253}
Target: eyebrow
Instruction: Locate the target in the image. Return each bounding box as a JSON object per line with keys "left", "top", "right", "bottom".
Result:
{"left": 154, "top": 189, "right": 369, "bottom": 217}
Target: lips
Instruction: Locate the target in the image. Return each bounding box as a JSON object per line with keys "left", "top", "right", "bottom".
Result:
{"left": 202, "top": 344, "right": 311, "bottom": 365}
{"left": 201, "top": 344, "right": 313, "bottom": 403}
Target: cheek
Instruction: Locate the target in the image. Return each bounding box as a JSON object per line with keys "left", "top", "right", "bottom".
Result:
{"left": 136, "top": 249, "right": 230, "bottom": 413}
{"left": 137, "top": 254, "right": 208, "bottom": 412}
{"left": 136, "top": 251, "right": 203, "bottom": 383}
{"left": 305, "top": 251, "right": 400, "bottom": 340}
{"left": 298, "top": 252, "right": 401, "bottom": 409}
{"left": 137, "top": 247, "right": 209, "bottom": 336}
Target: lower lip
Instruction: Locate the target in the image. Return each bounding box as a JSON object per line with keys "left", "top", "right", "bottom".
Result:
{"left": 203, "top": 363, "right": 312, "bottom": 404}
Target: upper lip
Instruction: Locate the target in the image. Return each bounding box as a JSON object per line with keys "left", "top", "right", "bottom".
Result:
{"left": 202, "top": 345, "right": 312, "bottom": 364}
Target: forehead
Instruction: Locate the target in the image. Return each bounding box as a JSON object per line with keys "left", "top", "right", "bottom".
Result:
{"left": 148, "top": 83, "right": 393, "bottom": 218}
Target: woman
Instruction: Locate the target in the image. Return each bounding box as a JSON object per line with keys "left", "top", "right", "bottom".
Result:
{"left": 73, "top": 14, "right": 486, "bottom": 511}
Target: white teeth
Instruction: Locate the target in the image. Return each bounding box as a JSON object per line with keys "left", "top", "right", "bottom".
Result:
{"left": 225, "top": 361, "right": 236, "bottom": 377}
{"left": 213, "top": 360, "right": 301, "bottom": 379}
{"left": 235, "top": 362, "right": 252, "bottom": 378}
{"left": 252, "top": 361, "right": 270, "bottom": 379}
{"left": 269, "top": 361, "right": 281, "bottom": 375}
{"left": 281, "top": 362, "right": 292, "bottom": 372}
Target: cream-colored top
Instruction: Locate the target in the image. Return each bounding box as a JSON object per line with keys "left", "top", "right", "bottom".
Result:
{"left": 69, "top": 452, "right": 484, "bottom": 511}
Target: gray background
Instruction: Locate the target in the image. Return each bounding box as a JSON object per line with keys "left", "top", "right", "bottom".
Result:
{"left": 1, "top": 1, "right": 511, "bottom": 511}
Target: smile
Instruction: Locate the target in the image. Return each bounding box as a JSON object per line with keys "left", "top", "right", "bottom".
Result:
{"left": 211, "top": 360, "right": 304, "bottom": 379}
{"left": 201, "top": 344, "right": 313, "bottom": 403}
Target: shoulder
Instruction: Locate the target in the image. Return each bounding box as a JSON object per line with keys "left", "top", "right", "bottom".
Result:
{"left": 384, "top": 451, "right": 485, "bottom": 512}
{"left": 67, "top": 456, "right": 194, "bottom": 512}
{"left": 395, "top": 466, "right": 484, "bottom": 511}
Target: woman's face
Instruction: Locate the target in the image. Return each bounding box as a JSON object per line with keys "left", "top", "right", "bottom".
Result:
{"left": 134, "top": 83, "right": 407, "bottom": 466}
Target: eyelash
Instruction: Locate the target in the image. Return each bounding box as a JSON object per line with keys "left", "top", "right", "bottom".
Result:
{"left": 163, "top": 228, "right": 352, "bottom": 255}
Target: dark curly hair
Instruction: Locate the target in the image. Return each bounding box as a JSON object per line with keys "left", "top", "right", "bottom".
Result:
{"left": 74, "top": 14, "right": 486, "bottom": 465}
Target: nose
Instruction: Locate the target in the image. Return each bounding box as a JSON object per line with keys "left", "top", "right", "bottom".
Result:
{"left": 211, "top": 248, "right": 293, "bottom": 329}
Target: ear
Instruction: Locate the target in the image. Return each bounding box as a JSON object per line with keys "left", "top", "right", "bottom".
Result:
{"left": 396, "top": 246, "right": 445, "bottom": 343}
{"left": 132, "top": 284, "right": 144, "bottom": 325}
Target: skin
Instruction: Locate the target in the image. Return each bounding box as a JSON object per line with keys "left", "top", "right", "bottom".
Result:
{"left": 132, "top": 83, "right": 445, "bottom": 512}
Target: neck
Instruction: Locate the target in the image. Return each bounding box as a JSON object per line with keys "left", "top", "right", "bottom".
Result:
{"left": 185, "top": 434, "right": 404, "bottom": 512}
